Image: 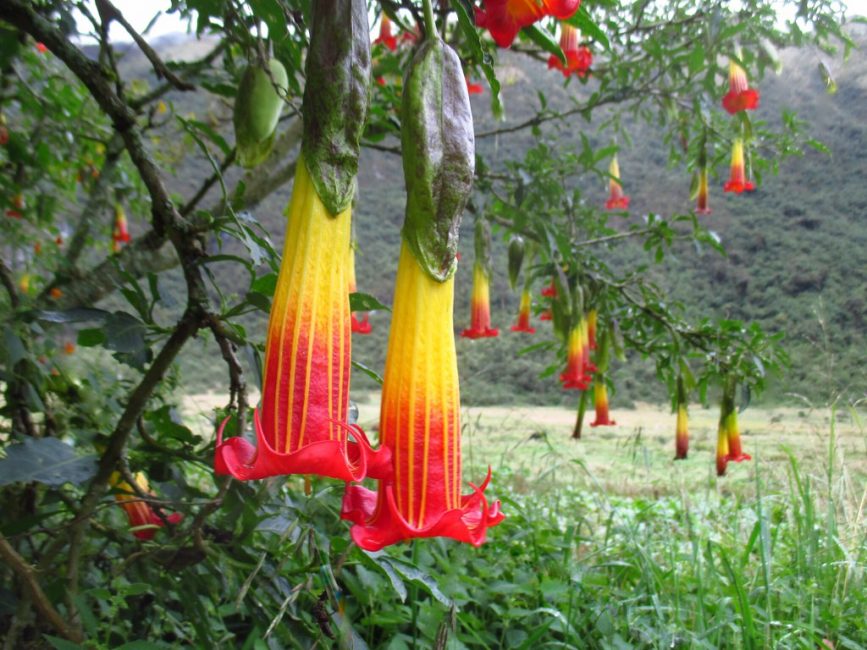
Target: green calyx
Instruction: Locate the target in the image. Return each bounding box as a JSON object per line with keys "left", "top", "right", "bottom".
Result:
{"left": 474, "top": 218, "right": 492, "bottom": 275}
{"left": 401, "top": 37, "right": 475, "bottom": 282}
{"left": 301, "top": 0, "right": 371, "bottom": 216}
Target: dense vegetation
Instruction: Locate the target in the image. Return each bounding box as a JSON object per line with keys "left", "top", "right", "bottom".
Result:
{"left": 146, "top": 30, "right": 867, "bottom": 407}
{"left": 1, "top": 0, "right": 864, "bottom": 648}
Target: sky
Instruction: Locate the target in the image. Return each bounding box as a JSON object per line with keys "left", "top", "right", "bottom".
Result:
{"left": 81, "top": 0, "right": 867, "bottom": 43}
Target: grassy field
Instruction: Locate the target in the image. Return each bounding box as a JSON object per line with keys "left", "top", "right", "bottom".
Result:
{"left": 183, "top": 390, "right": 867, "bottom": 501}
{"left": 180, "top": 392, "right": 867, "bottom": 647}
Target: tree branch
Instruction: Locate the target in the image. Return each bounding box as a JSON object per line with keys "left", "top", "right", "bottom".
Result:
{"left": 0, "top": 533, "right": 83, "bottom": 643}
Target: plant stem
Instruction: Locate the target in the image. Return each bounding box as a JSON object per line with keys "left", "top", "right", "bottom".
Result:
{"left": 421, "top": 0, "right": 437, "bottom": 39}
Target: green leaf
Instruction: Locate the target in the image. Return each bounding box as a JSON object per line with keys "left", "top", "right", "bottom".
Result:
{"left": 0, "top": 438, "right": 97, "bottom": 487}
{"left": 351, "top": 359, "right": 383, "bottom": 385}
{"left": 350, "top": 292, "right": 389, "bottom": 313}
{"left": 520, "top": 25, "right": 565, "bottom": 65}
{"left": 77, "top": 328, "right": 106, "bottom": 347}
{"left": 567, "top": 7, "right": 610, "bottom": 51}
{"left": 42, "top": 636, "right": 82, "bottom": 650}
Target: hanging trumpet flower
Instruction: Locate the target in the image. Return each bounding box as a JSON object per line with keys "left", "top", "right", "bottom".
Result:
{"left": 511, "top": 287, "right": 536, "bottom": 333}
{"left": 475, "top": 0, "right": 582, "bottom": 48}
{"left": 716, "top": 375, "right": 751, "bottom": 476}
{"left": 342, "top": 14, "right": 503, "bottom": 550}
{"left": 722, "top": 58, "right": 759, "bottom": 114}
{"left": 674, "top": 375, "right": 689, "bottom": 460}
{"left": 112, "top": 204, "right": 131, "bottom": 252}
{"left": 723, "top": 138, "right": 756, "bottom": 194}
{"left": 560, "top": 316, "right": 592, "bottom": 390}
{"left": 462, "top": 218, "right": 499, "bottom": 339}
{"left": 589, "top": 325, "right": 615, "bottom": 426}
{"left": 547, "top": 23, "right": 592, "bottom": 78}
{"left": 694, "top": 165, "right": 711, "bottom": 214}
{"left": 215, "top": 0, "right": 388, "bottom": 482}
{"left": 348, "top": 242, "right": 372, "bottom": 335}
{"left": 110, "top": 472, "right": 182, "bottom": 540}
{"left": 605, "top": 155, "right": 630, "bottom": 210}
{"left": 373, "top": 14, "right": 398, "bottom": 51}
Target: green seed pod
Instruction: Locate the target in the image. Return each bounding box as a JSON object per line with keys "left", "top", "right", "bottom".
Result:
{"left": 401, "top": 36, "right": 475, "bottom": 282}
{"left": 233, "top": 58, "right": 288, "bottom": 169}
{"left": 507, "top": 235, "right": 525, "bottom": 290}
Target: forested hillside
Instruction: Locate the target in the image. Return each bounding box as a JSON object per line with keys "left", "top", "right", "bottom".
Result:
{"left": 123, "top": 27, "right": 866, "bottom": 406}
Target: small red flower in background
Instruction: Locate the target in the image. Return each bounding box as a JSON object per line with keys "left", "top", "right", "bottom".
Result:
{"left": 475, "top": 0, "right": 582, "bottom": 48}
{"left": 349, "top": 244, "right": 373, "bottom": 335}
{"left": 695, "top": 166, "right": 712, "bottom": 214}
{"left": 63, "top": 342, "right": 75, "bottom": 355}
{"left": 722, "top": 59, "right": 759, "bottom": 115}
{"left": 540, "top": 309, "right": 553, "bottom": 321}
{"left": 466, "top": 79, "right": 484, "bottom": 95}
{"left": 716, "top": 377, "right": 751, "bottom": 476}
{"left": 560, "top": 317, "right": 593, "bottom": 390}
{"left": 589, "top": 379, "right": 615, "bottom": 426}
{"left": 110, "top": 472, "right": 183, "bottom": 540}
{"left": 35, "top": 42, "right": 48, "bottom": 54}
{"left": 674, "top": 376, "right": 689, "bottom": 460}
{"left": 548, "top": 24, "right": 592, "bottom": 78}
{"left": 374, "top": 15, "right": 398, "bottom": 51}
{"left": 605, "top": 155, "right": 630, "bottom": 210}
{"left": 49, "top": 287, "right": 62, "bottom": 299}
{"left": 113, "top": 204, "right": 131, "bottom": 253}
{"left": 510, "top": 288, "right": 536, "bottom": 333}
{"left": 54, "top": 236, "right": 63, "bottom": 246}
{"left": 462, "top": 261, "right": 499, "bottom": 339}
{"left": 0, "top": 125, "right": 9, "bottom": 146}
{"left": 541, "top": 279, "right": 557, "bottom": 298}
{"left": 723, "top": 138, "right": 755, "bottom": 194}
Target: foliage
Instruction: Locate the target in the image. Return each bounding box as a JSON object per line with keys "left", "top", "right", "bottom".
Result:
{"left": 0, "top": 0, "right": 862, "bottom": 646}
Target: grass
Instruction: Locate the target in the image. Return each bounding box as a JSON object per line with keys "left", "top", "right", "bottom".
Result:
{"left": 179, "top": 391, "right": 867, "bottom": 647}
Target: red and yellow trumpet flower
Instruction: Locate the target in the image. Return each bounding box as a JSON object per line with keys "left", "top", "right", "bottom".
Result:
{"left": 548, "top": 24, "right": 592, "bottom": 78}
{"left": 374, "top": 15, "right": 398, "bottom": 51}
{"left": 110, "top": 471, "right": 182, "bottom": 540}
{"left": 475, "top": 0, "right": 581, "bottom": 48}
{"left": 695, "top": 166, "right": 712, "bottom": 214}
{"left": 342, "top": 244, "right": 504, "bottom": 550}
{"left": 511, "top": 287, "right": 536, "bottom": 333}
{"left": 716, "top": 376, "right": 751, "bottom": 476}
{"left": 722, "top": 59, "right": 759, "bottom": 115}
{"left": 462, "top": 261, "right": 499, "bottom": 338}
{"left": 604, "top": 155, "right": 630, "bottom": 210}
{"left": 674, "top": 376, "right": 689, "bottom": 460}
{"left": 723, "top": 138, "right": 755, "bottom": 194}
{"left": 589, "top": 379, "right": 615, "bottom": 426}
{"left": 348, "top": 243, "right": 372, "bottom": 335}
{"left": 462, "top": 220, "right": 498, "bottom": 339}
{"left": 560, "top": 317, "right": 592, "bottom": 390}
{"left": 215, "top": 0, "right": 385, "bottom": 483}
{"left": 112, "top": 204, "right": 131, "bottom": 252}
{"left": 215, "top": 160, "right": 386, "bottom": 481}
{"left": 343, "top": 27, "right": 502, "bottom": 550}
